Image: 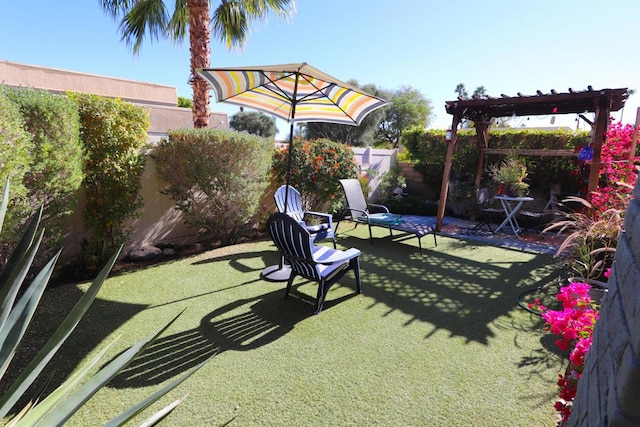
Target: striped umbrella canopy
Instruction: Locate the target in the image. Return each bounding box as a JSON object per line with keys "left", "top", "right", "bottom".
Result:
{"left": 197, "top": 62, "right": 389, "bottom": 125}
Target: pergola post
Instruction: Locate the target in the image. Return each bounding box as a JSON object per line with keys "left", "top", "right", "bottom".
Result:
{"left": 473, "top": 120, "right": 490, "bottom": 189}
{"left": 436, "top": 115, "right": 461, "bottom": 231}
{"left": 586, "top": 95, "right": 612, "bottom": 198}
{"left": 625, "top": 107, "right": 640, "bottom": 183}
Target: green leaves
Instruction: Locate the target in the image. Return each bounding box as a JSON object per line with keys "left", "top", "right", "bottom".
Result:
{"left": 272, "top": 138, "right": 359, "bottom": 213}
{"left": 155, "top": 128, "right": 272, "bottom": 243}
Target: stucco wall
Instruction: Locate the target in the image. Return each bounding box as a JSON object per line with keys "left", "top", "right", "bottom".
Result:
{"left": 351, "top": 147, "right": 398, "bottom": 202}
{"left": 0, "top": 59, "right": 176, "bottom": 105}
{"left": 568, "top": 180, "right": 640, "bottom": 426}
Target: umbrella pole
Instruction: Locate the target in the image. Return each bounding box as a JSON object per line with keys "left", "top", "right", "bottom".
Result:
{"left": 262, "top": 123, "right": 296, "bottom": 282}
{"left": 263, "top": 74, "right": 301, "bottom": 282}
{"left": 282, "top": 118, "right": 296, "bottom": 214}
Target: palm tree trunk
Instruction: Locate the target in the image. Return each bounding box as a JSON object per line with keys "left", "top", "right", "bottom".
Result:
{"left": 188, "top": 0, "right": 211, "bottom": 128}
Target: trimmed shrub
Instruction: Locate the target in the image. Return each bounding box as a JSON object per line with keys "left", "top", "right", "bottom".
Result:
{"left": 71, "top": 93, "right": 149, "bottom": 273}
{"left": 0, "top": 89, "right": 33, "bottom": 265}
{"left": 402, "top": 128, "right": 590, "bottom": 199}
{"left": 154, "top": 128, "right": 273, "bottom": 244}
{"left": 272, "top": 138, "right": 359, "bottom": 213}
{"left": 3, "top": 86, "right": 83, "bottom": 262}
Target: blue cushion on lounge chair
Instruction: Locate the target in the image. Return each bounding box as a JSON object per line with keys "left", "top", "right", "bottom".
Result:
{"left": 364, "top": 213, "right": 404, "bottom": 226}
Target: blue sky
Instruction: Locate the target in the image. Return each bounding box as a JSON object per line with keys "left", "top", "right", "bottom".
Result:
{"left": 2, "top": 0, "right": 639, "bottom": 136}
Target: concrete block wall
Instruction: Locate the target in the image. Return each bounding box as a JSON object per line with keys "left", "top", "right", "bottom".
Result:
{"left": 568, "top": 179, "right": 640, "bottom": 426}
{"left": 398, "top": 162, "right": 437, "bottom": 200}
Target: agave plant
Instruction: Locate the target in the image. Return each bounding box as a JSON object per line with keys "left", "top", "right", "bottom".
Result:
{"left": 0, "top": 178, "right": 207, "bottom": 426}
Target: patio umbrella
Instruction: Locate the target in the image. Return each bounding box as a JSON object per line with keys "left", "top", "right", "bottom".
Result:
{"left": 197, "top": 62, "right": 389, "bottom": 280}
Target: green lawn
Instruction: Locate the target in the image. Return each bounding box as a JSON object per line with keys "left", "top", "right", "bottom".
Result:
{"left": 17, "top": 225, "right": 566, "bottom": 426}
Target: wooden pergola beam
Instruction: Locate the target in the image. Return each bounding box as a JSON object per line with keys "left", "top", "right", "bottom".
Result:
{"left": 473, "top": 121, "right": 490, "bottom": 189}
{"left": 587, "top": 95, "right": 612, "bottom": 196}
{"left": 483, "top": 148, "right": 576, "bottom": 157}
{"left": 436, "top": 115, "right": 461, "bottom": 231}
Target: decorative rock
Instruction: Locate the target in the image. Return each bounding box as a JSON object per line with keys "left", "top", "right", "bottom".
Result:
{"left": 128, "top": 245, "right": 162, "bottom": 261}
{"left": 162, "top": 247, "right": 176, "bottom": 256}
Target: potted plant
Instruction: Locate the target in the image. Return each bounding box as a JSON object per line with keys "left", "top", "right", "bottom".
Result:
{"left": 488, "top": 156, "right": 530, "bottom": 197}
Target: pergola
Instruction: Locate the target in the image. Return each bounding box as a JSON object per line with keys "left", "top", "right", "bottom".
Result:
{"left": 435, "top": 87, "right": 630, "bottom": 231}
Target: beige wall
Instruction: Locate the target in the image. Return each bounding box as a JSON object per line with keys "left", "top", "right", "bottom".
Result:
{"left": 0, "top": 59, "right": 176, "bottom": 105}
{"left": 146, "top": 105, "right": 228, "bottom": 137}
{"left": 0, "top": 59, "right": 230, "bottom": 138}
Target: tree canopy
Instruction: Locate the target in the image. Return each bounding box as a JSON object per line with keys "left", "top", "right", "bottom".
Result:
{"left": 100, "top": 0, "right": 295, "bottom": 128}
{"left": 229, "top": 111, "right": 277, "bottom": 138}
{"left": 305, "top": 82, "right": 431, "bottom": 148}
{"left": 377, "top": 86, "right": 432, "bottom": 148}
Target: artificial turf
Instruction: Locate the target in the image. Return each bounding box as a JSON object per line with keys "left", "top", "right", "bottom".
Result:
{"left": 9, "top": 224, "right": 566, "bottom": 426}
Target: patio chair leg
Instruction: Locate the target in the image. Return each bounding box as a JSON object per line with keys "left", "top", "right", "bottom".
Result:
{"left": 433, "top": 233, "right": 437, "bottom": 247}
{"left": 350, "top": 257, "right": 362, "bottom": 294}
{"left": 314, "top": 279, "right": 329, "bottom": 315}
{"left": 285, "top": 275, "right": 296, "bottom": 299}
{"left": 367, "top": 224, "right": 373, "bottom": 243}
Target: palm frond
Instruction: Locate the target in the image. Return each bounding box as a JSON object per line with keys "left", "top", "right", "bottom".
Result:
{"left": 167, "top": 0, "right": 188, "bottom": 41}
{"left": 119, "top": 0, "right": 169, "bottom": 54}
{"left": 213, "top": 1, "right": 250, "bottom": 49}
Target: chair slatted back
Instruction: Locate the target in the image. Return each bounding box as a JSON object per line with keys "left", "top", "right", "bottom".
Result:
{"left": 274, "top": 185, "right": 305, "bottom": 222}
{"left": 339, "top": 179, "right": 368, "bottom": 219}
{"left": 476, "top": 188, "right": 491, "bottom": 206}
{"left": 268, "top": 213, "right": 320, "bottom": 281}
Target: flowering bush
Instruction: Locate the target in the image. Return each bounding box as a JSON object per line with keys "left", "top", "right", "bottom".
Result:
{"left": 272, "top": 138, "right": 358, "bottom": 213}
{"left": 530, "top": 281, "right": 600, "bottom": 424}
{"left": 590, "top": 121, "right": 638, "bottom": 216}
{"left": 544, "top": 120, "right": 635, "bottom": 282}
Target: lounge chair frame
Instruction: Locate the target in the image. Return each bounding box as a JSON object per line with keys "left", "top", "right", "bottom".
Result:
{"left": 337, "top": 179, "right": 437, "bottom": 254}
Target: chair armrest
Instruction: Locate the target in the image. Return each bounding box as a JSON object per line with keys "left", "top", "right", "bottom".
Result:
{"left": 305, "top": 211, "right": 334, "bottom": 227}
{"left": 313, "top": 247, "right": 361, "bottom": 264}
{"left": 367, "top": 203, "right": 390, "bottom": 213}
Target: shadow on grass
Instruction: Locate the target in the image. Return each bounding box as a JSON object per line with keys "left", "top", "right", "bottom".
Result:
{"left": 108, "top": 286, "right": 355, "bottom": 388}
{"left": 191, "top": 249, "right": 276, "bottom": 272}
{"left": 0, "top": 285, "right": 147, "bottom": 401}
{"left": 337, "top": 233, "right": 561, "bottom": 345}
{"left": 11, "top": 235, "right": 562, "bottom": 393}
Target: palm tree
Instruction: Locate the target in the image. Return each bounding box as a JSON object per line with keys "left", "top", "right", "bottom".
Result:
{"left": 100, "top": 0, "right": 295, "bottom": 128}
